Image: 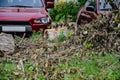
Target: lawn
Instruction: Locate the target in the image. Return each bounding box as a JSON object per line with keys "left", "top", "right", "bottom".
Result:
{"left": 0, "top": 51, "right": 120, "bottom": 80}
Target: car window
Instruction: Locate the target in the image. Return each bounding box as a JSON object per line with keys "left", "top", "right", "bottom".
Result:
{"left": 99, "top": 0, "right": 120, "bottom": 11}
{"left": 0, "top": 0, "right": 43, "bottom": 8}
{"left": 99, "top": 0, "right": 112, "bottom": 10}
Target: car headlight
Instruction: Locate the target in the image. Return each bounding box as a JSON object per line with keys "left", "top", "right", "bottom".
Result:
{"left": 34, "top": 17, "right": 49, "bottom": 24}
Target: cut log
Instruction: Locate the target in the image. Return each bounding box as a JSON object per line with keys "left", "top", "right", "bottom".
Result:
{"left": 0, "top": 33, "right": 15, "bottom": 54}
{"left": 44, "top": 27, "right": 67, "bottom": 40}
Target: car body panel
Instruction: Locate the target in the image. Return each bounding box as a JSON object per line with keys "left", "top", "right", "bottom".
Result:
{"left": 0, "top": 8, "right": 47, "bottom": 21}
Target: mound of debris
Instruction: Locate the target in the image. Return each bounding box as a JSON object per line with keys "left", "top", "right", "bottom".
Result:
{"left": 74, "top": 11, "right": 120, "bottom": 53}
{"left": 49, "top": 11, "right": 120, "bottom": 53}
{"left": 41, "top": 11, "right": 120, "bottom": 54}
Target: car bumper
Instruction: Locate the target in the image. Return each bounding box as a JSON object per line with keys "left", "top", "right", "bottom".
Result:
{"left": 32, "top": 24, "right": 48, "bottom": 32}
{"left": 0, "top": 24, "right": 48, "bottom": 32}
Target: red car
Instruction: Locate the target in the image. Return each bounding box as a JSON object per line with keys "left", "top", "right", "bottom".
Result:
{"left": 77, "top": 0, "right": 120, "bottom": 25}
{"left": 0, "top": 0, "right": 54, "bottom": 32}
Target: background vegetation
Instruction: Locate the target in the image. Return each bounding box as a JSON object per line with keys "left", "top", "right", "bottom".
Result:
{"left": 49, "top": 0, "right": 85, "bottom": 22}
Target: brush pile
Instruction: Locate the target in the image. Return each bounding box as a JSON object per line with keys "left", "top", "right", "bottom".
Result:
{"left": 50, "top": 10, "right": 120, "bottom": 53}
{"left": 75, "top": 11, "right": 120, "bottom": 53}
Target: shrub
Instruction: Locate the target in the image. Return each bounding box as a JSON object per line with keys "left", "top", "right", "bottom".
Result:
{"left": 49, "top": 0, "right": 85, "bottom": 22}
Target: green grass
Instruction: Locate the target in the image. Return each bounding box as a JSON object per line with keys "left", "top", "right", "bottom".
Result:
{"left": 0, "top": 52, "right": 120, "bottom": 80}
{"left": 30, "top": 31, "right": 43, "bottom": 41}
{"left": 56, "top": 53, "right": 120, "bottom": 80}
{"left": 0, "top": 61, "right": 17, "bottom": 80}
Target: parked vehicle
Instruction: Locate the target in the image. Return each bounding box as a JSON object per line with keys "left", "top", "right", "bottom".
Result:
{"left": 77, "top": 0, "right": 120, "bottom": 25}
{"left": 0, "top": 0, "right": 54, "bottom": 32}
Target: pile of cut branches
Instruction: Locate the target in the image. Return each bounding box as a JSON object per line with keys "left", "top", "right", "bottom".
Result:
{"left": 74, "top": 10, "right": 120, "bottom": 53}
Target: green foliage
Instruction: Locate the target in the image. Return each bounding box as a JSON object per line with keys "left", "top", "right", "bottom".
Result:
{"left": 83, "top": 41, "right": 93, "bottom": 49}
{"left": 0, "top": 52, "right": 120, "bottom": 80}
{"left": 58, "top": 30, "right": 67, "bottom": 42}
{"left": 30, "top": 31, "right": 42, "bottom": 41}
{"left": 47, "top": 39, "right": 55, "bottom": 43}
{"left": 78, "top": 0, "right": 86, "bottom": 6}
{"left": 58, "top": 30, "right": 73, "bottom": 42}
{"left": 56, "top": 53, "right": 120, "bottom": 80}
{"left": 0, "top": 62, "right": 16, "bottom": 80}
{"left": 115, "top": 13, "right": 120, "bottom": 23}
{"left": 49, "top": 1, "right": 85, "bottom": 22}
{"left": 68, "top": 30, "right": 73, "bottom": 38}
